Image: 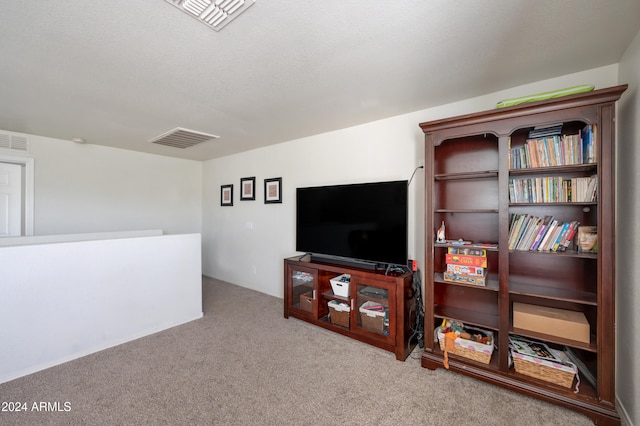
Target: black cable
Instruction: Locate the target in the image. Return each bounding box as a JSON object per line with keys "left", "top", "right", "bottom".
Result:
{"left": 298, "top": 252, "right": 311, "bottom": 261}
{"left": 407, "top": 268, "right": 425, "bottom": 358}
{"left": 407, "top": 165, "right": 424, "bottom": 187}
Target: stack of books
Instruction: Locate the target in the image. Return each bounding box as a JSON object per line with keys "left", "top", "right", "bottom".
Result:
{"left": 443, "top": 247, "right": 488, "bottom": 286}
{"left": 509, "top": 123, "right": 597, "bottom": 169}
{"left": 508, "top": 214, "right": 580, "bottom": 252}
{"left": 508, "top": 175, "right": 597, "bottom": 203}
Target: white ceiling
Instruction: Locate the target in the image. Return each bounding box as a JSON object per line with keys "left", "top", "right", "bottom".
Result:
{"left": 1, "top": 1, "right": 639, "bottom": 161}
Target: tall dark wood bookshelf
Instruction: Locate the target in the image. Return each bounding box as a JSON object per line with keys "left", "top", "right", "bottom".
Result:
{"left": 419, "top": 85, "right": 627, "bottom": 425}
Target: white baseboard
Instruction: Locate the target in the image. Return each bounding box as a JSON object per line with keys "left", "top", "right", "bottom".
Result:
{"left": 0, "top": 313, "right": 203, "bottom": 384}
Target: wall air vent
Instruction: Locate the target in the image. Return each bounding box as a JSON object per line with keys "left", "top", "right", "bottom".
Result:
{"left": 0, "top": 130, "right": 29, "bottom": 153}
{"left": 165, "top": 0, "right": 255, "bottom": 32}
{"left": 148, "top": 127, "right": 220, "bottom": 149}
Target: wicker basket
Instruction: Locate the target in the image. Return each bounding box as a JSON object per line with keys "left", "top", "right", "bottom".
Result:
{"left": 359, "top": 301, "right": 386, "bottom": 333}
{"left": 299, "top": 291, "right": 313, "bottom": 312}
{"left": 512, "top": 352, "right": 576, "bottom": 388}
{"left": 328, "top": 300, "right": 350, "bottom": 328}
{"left": 360, "top": 313, "right": 384, "bottom": 332}
{"left": 437, "top": 326, "right": 494, "bottom": 364}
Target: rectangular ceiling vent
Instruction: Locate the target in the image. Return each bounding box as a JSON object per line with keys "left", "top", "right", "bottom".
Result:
{"left": 148, "top": 127, "right": 220, "bottom": 149}
{"left": 0, "top": 130, "right": 29, "bottom": 153}
{"left": 165, "top": 0, "right": 256, "bottom": 31}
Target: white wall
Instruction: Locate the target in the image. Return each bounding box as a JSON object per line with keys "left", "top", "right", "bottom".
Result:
{"left": 202, "top": 117, "right": 425, "bottom": 297}
{"left": 616, "top": 27, "right": 640, "bottom": 426}
{"left": 201, "top": 64, "right": 619, "bottom": 299}
{"left": 0, "top": 233, "right": 203, "bottom": 384}
{"left": 27, "top": 134, "right": 202, "bottom": 235}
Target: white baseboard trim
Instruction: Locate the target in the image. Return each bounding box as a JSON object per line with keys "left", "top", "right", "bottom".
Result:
{"left": 0, "top": 313, "right": 203, "bottom": 385}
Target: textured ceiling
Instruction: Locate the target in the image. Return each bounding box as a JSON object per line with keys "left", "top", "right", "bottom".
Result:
{"left": 1, "top": 0, "right": 639, "bottom": 161}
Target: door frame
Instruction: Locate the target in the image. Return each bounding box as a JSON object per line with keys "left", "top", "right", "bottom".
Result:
{"left": 0, "top": 152, "right": 34, "bottom": 236}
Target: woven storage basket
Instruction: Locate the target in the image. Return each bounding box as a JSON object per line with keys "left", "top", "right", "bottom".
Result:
{"left": 293, "top": 284, "right": 312, "bottom": 303}
{"left": 328, "top": 301, "right": 350, "bottom": 328}
{"left": 359, "top": 301, "right": 386, "bottom": 333}
{"left": 360, "top": 313, "right": 384, "bottom": 332}
{"left": 299, "top": 291, "right": 313, "bottom": 312}
{"left": 437, "top": 327, "right": 494, "bottom": 364}
{"left": 512, "top": 352, "right": 576, "bottom": 388}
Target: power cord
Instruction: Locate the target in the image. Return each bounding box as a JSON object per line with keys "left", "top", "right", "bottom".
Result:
{"left": 408, "top": 268, "right": 425, "bottom": 358}
{"left": 408, "top": 165, "right": 424, "bottom": 187}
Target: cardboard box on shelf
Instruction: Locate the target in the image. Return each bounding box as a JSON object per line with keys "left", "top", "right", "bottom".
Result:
{"left": 513, "top": 302, "right": 590, "bottom": 344}
{"left": 443, "top": 270, "right": 487, "bottom": 286}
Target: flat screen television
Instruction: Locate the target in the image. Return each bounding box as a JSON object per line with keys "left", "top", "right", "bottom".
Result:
{"left": 296, "top": 180, "right": 408, "bottom": 269}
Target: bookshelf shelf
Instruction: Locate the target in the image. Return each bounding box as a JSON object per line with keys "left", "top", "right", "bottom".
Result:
{"left": 434, "top": 243, "right": 498, "bottom": 252}
{"left": 509, "top": 281, "right": 597, "bottom": 305}
{"left": 507, "top": 248, "right": 596, "bottom": 257}
{"left": 509, "top": 202, "right": 597, "bottom": 206}
{"left": 435, "top": 170, "right": 499, "bottom": 180}
{"left": 433, "top": 305, "right": 500, "bottom": 330}
{"left": 434, "top": 272, "right": 499, "bottom": 291}
{"left": 509, "top": 163, "right": 597, "bottom": 176}
{"left": 420, "top": 85, "right": 627, "bottom": 425}
{"left": 434, "top": 208, "right": 499, "bottom": 214}
{"left": 510, "top": 328, "right": 597, "bottom": 352}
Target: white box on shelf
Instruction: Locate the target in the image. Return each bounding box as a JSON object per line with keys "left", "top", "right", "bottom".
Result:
{"left": 330, "top": 274, "right": 351, "bottom": 297}
{"left": 328, "top": 300, "right": 351, "bottom": 312}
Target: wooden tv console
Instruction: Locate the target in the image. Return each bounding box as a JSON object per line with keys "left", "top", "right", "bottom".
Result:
{"left": 283, "top": 256, "right": 418, "bottom": 361}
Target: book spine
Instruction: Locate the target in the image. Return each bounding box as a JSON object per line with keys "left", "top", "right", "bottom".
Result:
{"left": 445, "top": 254, "right": 488, "bottom": 267}
{"left": 443, "top": 271, "right": 487, "bottom": 286}
{"left": 592, "top": 123, "right": 598, "bottom": 163}
{"left": 517, "top": 216, "right": 542, "bottom": 251}
{"left": 447, "top": 247, "right": 487, "bottom": 256}
{"left": 511, "top": 214, "right": 532, "bottom": 250}
{"left": 446, "top": 264, "right": 485, "bottom": 276}
{"left": 530, "top": 216, "right": 553, "bottom": 251}
{"left": 507, "top": 213, "right": 522, "bottom": 249}
{"left": 542, "top": 223, "right": 564, "bottom": 251}
{"left": 557, "top": 221, "right": 580, "bottom": 252}
{"left": 550, "top": 222, "right": 571, "bottom": 252}
{"left": 537, "top": 220, "right": 558, "bottom": 251}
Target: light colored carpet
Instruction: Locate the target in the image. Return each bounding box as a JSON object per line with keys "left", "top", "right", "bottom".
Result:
{"left": 0, "top": 277, "right": 594, "bottom": 425}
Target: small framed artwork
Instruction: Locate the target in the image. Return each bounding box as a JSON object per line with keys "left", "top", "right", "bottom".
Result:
{"left": 220, "top": 184, "right": 233, "bottom": 206}
{"left": 576, "top": 225, "right": 597, "bottom": 253}
{"left": 240, "top": 177, "right": 255, "bottom": 201}
{"left": 264, "top": 177, "right": 282, "bottom": 204}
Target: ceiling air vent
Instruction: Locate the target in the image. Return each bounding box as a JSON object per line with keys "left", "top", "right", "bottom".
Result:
{"left": 0, "top": 130, "right": 29, "bottom": 153}
{"left": 165, "top": 0, "right": 256, "bottom": 31}
{"left": 148, "top": 127, "right": 220, "bottom": 149}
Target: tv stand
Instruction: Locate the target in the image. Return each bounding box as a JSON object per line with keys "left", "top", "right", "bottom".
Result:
{"left": 284, "top": 256, "right": 417, "bottom": 361}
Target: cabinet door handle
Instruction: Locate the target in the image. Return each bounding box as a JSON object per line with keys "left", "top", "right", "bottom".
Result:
{"left": 313, "top": 290, "right": 316, "bottom": 300}
{"left": 351, "top": 299, "right": 354, "bottom": 310}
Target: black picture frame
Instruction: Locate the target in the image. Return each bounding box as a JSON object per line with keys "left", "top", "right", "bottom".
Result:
{"left": 264, "top": 177, "right": 282, "bottom": 204}
{"left": 220, "top": 184, "right": 233, "bottom": 206}
{"left": 240, "top": 177, "right": 256, "bottom": 201}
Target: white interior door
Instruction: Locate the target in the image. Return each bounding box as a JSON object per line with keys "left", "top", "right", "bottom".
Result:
{"left": 0, "top": 162, "right": 22, "bottom": 237}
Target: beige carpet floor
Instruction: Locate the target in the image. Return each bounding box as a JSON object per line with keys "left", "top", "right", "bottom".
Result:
{"left": 0, "top": 277, "right": 595, "bottom": 425}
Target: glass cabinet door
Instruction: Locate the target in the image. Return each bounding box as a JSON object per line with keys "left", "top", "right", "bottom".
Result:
{"left": 352, "top": 278, "right": 395, "bottom": 340}
{"left": 288, "top": 266, "right": 317, "bottom": 315}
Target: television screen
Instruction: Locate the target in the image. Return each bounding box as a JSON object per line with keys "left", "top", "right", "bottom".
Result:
{"left": 296, "top": 180, "right": 408, "bottom": 267}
